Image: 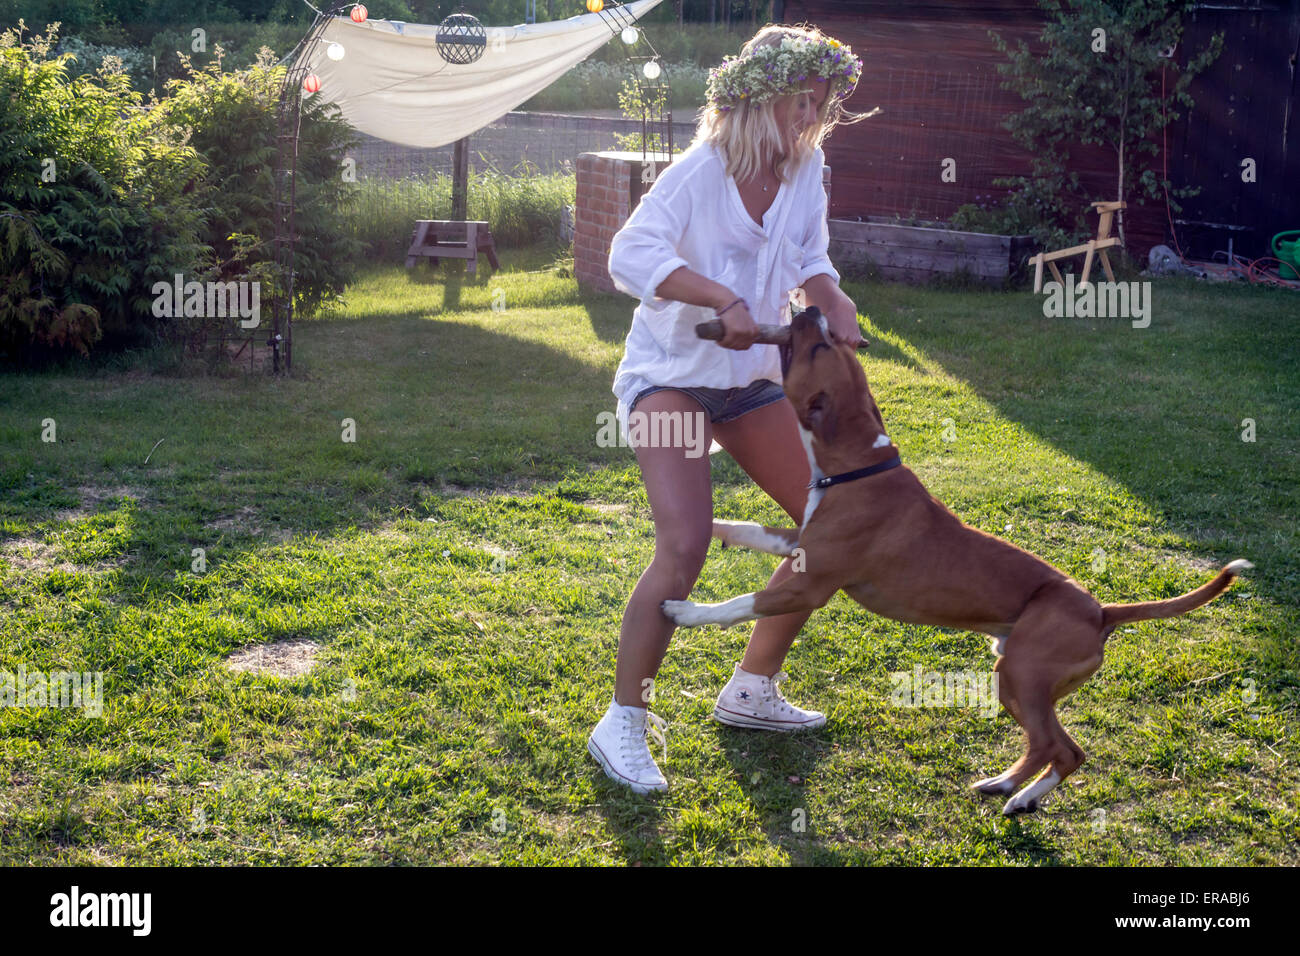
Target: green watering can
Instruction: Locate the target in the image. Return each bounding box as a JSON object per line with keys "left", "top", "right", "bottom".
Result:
{"left": 1272, "top": 230, "right": 1300, "bottom": 280}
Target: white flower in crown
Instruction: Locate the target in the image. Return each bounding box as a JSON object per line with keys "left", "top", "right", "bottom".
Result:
{"left": 706, "top": 34, "right": 862, "bottom": 112}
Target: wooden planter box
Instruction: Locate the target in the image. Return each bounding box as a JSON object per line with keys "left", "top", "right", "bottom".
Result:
{"left": 828, "top": 216, "right": 1035, "bottom": 286}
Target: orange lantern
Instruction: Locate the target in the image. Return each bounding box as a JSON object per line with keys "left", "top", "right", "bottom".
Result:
{"left": 302, "top": 74, "right": 321, "bottom": 93}
{"left": 350, "top": 4, "right": 368, "bottom": 23}
{"left": 586, "top": 0, "right": 604, "bottom": 11}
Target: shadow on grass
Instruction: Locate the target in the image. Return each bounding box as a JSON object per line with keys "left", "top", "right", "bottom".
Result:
{"left": 717, "top": 729, "right": 835, "bottom": 863}
{"left": 581, "top": 292, "right": 637, "bottom": 347}
{"left": 859, "top": 333, "right": 928, "bottom": 373}
{"left": 588, "top": 789, "right": 669, "bottom": 864}
{"left": 849, "top": 278, "right": 1300, "bottom": 612}
{"left": 0, "top": 313, "right": 635, "bottom": 656}
{"left": 995, "top": 818, "right": 1065, "bottom": 864}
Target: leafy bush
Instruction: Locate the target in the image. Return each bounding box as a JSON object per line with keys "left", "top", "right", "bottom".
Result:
{"left": 984, "top": 0, "right": 1221, "bottom": 253}
{"left": 0, "top": 21, "right": 207, "bottom": 358}
{"left": 52, "top": 35, "right": 152, "bottom": 90}
{"left": 142, "top": 21, "right": 314, "bottom": 92}
{"left": 949, "top": 158, "right": 1093, "bottom": 250}
{"left": 1, "top": 21, "right": 361, "bottom": 360}
{"left": 152, "top": 45, "right": 363, "bottom": 324}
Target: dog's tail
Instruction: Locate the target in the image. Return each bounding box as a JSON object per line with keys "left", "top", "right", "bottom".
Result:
{"left": 1101, "top": 559, "right": 1253, "bottom": 632}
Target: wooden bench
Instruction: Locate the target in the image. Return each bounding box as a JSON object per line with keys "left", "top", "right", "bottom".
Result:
{"left": 1030, "top": 201, "right": 1126, "bottom": 292}
{"left": 405, "top": 220, "right": 500, "bottom": 277}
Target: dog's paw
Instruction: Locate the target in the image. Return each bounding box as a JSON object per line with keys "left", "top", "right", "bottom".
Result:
{"left": 662, "top": 594, "right": 757, "bottom": 629}
{"left": 710, "top": 520, "right": 797, "bottom": 556}
{"left": 1001, "top": 793, "right": 1042, "bottom": 816}
{"left": 970, "top": 774, "right": 1017, "bottom": 797}
{"left": 711, "top": 520, "right": 756, "bottom": 549}
{"left": 661, "top": 599, "right": 706, "bottom": 627}
{"left": 999, "top": 770, "right": 1061, "bottom": 815}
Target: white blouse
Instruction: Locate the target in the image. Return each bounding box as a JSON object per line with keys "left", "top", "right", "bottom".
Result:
{"left": 607, "top": 140, "right": 840, "bottom": 425}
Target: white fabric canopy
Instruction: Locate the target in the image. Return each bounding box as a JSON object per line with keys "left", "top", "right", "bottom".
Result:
{"left": 304, "top": 0, "right": 667, "bottom": 148}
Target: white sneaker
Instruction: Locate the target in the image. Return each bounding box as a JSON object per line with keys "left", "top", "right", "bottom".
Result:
{"left": 713, "top": 665, "right": 826, "bottom": 731}
{"left": 587, "top": 699, "right": 669, "bottom": 794}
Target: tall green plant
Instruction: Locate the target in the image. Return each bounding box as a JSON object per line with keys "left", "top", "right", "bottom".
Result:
{"left": 988, "top": 0, "right": 1223, "bottom": 249}
{"left": 0, "top": 20, "right": 207, "bottom": 357}
{"left": 149, "top": 44, "right": 363, "bottom": 322}
{"left": 615, "top": 73, "right": 672, "bottom": 154}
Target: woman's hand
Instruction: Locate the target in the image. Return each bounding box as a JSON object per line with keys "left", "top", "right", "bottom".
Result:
{"left": 823, "top": 295, "right": 863, "bottom": 348}
{"left": 716, "top": 298, "right": 761, "bottom": 350}
{"left": 800, "top": 275, "right": 863, "bottom": 348}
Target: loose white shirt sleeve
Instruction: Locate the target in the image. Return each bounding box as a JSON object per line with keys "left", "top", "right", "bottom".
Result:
{"left": 607, "top": 141, "right": 840, "bottom": 430}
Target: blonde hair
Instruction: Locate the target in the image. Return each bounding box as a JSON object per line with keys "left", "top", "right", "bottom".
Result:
{"left": 692, "top": 23, "right": 872, "bottom": 186}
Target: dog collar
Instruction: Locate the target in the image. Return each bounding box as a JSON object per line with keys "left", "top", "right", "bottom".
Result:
{"left": 809, "top": 455, "right": 902, "bottom": 490}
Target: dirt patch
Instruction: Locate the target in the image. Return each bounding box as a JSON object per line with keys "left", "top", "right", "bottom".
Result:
{"left": 0, "top": 539, "right": 78, "bottom": 575}
{"left": 1, "top": 484, "right": 149, "bottom": 576}
{"left": 206, "top": 506, "right": 260, "bottom": 534}
{"left": 225, "top": 639, "right": 321, "bottom": 677}
{"left": 0, "top": 534, "right": 127, "bottom": 576}
{"left": 430, "top": 478, "right": 553, "bottom": 500}
{"left": 51, "top": 485, "right": 148, "bottom": 524}
{"left": 204, "top": 507, "right": 291, "bottom": 543}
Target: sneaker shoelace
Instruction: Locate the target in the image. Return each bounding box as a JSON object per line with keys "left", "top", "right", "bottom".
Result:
{"left": 621, "top": 710, "right": 668, "bottom": 773}
{"left": 763, "top": 670, "right": 796, "bottom": 715}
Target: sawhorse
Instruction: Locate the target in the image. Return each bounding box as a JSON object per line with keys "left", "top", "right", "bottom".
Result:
{"left": 1031, "top": 201, "right": 1126, "bottom": 292}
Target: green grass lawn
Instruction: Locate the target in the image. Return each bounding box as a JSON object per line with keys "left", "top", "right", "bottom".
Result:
{"left": 1, "top": 243, "right": 1297, "bottom": 865}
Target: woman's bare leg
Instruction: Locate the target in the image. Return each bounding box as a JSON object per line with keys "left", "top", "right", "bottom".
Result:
{"left": 712, "top": 396, "right": 815, "bottom": 678}
{"left": 613, "top": 391, "right": 715, "bottom": 706}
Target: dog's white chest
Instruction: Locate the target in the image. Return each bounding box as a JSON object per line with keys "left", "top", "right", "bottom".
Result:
{"left": 798, "top": 425, "right": 824, "bottom": 530}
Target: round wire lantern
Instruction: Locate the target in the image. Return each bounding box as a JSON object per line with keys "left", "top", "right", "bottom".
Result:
{"left": 437, "top": 13, "right": 487, "bottom": 65}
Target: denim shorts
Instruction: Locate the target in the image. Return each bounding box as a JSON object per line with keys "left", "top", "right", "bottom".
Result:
{"left": 628, "top": 379, "right": 786, "bottom": 425}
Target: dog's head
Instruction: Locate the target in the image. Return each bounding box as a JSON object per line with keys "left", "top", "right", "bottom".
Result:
{"left": 782, "top": 307, "right": 887, "bottom": 449}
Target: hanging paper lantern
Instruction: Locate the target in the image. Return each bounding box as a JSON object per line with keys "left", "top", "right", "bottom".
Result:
{"left": 326, "top": 42, "right": 345, "bottom": 61}
{"left": 586, "top": 0, "right": 604, "bottom": 12}
{"left": 621, "top": 27, "right": 638, "bottom": 45}
{"left": 350, "top": 4, "right": 368, "bottom": 23}
{"left": 643, "top": 60, "right": 661, "bottom": 80}
{"left": 302, "top": 73, "right": 321, "bottom": 93}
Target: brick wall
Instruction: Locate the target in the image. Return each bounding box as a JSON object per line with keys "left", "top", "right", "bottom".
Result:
{"left": 574, "top": 151, "right": 673, "bottom": 295}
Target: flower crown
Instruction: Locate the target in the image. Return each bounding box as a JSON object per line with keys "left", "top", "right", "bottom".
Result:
{"left": 705, "top": 34, "right": 862, "bottom": 113}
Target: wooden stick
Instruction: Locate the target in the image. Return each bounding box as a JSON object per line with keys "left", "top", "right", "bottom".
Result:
{"left": 694, "top": 320, "right": 790, "bottom": 345}
{"left": 694, "top": 320, "right": 868, "bottom": 350}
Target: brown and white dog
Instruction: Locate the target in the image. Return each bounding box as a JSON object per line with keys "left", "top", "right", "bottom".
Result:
{"left": 663, "top": 307, "right": 1251, "bottom": 815}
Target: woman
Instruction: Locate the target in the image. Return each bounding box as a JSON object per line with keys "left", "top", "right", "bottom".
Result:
{"left": 589, "top": 23, "right": 869, "bottom": 792}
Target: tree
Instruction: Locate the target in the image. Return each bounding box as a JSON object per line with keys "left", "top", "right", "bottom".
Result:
{"left": 989, "top": 0, "right": 1222, "bottom": 249}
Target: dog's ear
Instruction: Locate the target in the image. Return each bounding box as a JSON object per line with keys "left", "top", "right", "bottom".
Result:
{"left": 804, "top": 392, "right": 836, "bottom": 444}
{"left": 867, "top": 395, "right": 885, "bottom": 430}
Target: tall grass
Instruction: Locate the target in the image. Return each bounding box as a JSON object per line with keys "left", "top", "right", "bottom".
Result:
{"left": 583, "top": 22, "right": 748, "bottom": 67}
{"left": 347, "top": 167, "right": 575, "bottom": 260}
{"left": 518, "top": 61, "right": 709, "bottom": 113}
